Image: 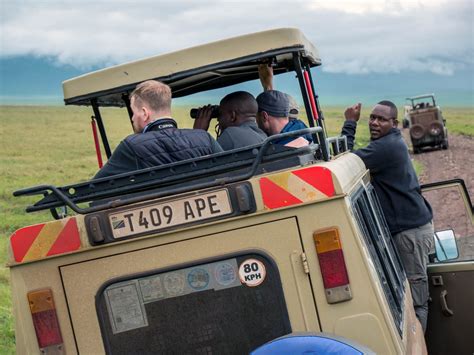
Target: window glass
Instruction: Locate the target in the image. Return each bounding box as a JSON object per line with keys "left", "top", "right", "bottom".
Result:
{"left": 423, "top": 186, "right": 474, "bottom": 262}
{"left": 351, "top": 185, "right": 406, "bottom": 335}
{"left": 97, "top": 254, "right": 291, "bottom": 354}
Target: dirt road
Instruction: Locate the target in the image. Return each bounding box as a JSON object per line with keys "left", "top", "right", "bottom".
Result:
{"left": 412, "top": 132, "right": 474, "bottom": 196}
{"left": 403, "top": 130, "right": 474, "bottom": 259}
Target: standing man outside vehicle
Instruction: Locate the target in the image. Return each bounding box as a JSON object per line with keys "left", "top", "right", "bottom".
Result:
{"left": 94, "top": 80, "right": 222, "bottom": 179}
{"left": 342, "top": 101, "right": 434, "bottom": 332}
{"left": 193, "top": 91, "right": 267, "bottom": 151}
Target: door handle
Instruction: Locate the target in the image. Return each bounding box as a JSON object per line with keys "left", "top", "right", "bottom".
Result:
{"left": 440, "top": 290, "right": 454, "bottom": 316}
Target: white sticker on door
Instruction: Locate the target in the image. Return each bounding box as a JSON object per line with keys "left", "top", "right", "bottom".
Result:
{"left": 105, "top": 281, "right": 148, "bottom": 334}
{"left": 239, "top": 259, "right": 266, "bottom": 287}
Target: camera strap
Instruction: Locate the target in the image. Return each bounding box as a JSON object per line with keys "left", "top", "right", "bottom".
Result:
{"left": 143, "top": 118, "right": 177, "bottom": 133}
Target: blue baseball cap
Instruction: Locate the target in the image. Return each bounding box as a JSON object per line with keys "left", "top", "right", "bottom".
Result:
{"left": 256, "top": 90, "right": 290, "bottom": 117}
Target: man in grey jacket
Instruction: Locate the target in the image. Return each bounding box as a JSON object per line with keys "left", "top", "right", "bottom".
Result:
{"left": 342, "top": 100, "right": 434, "bottom": 332}
{"left": 193, "top": 91, "right": 267, "bottom": 151}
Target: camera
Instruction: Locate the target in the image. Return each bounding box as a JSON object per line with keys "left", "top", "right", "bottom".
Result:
{"left": 190, "top": 105, "right": 220, "bottom": 119}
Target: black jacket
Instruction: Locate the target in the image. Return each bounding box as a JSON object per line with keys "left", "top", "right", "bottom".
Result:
{"left": 94, "top": 119, "right": 222, "bottom": 179}
{"left": 342, "top": 120, "right": 432, "bottom": 234}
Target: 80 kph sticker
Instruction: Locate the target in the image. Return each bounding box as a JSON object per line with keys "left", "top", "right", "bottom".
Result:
{"left": 239, "top": 259, "right": 266, "bottom": 287}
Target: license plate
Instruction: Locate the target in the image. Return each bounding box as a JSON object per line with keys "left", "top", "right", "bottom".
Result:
{"left": 109, "top": 189, "right": 233, "bottom": 239}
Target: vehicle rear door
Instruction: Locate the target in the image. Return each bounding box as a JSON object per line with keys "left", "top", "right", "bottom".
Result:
{"left": 60, "top": 216, "right": 319, "bottom": 354}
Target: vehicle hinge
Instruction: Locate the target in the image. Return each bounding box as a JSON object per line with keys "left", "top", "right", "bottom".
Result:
{"left": 301, "top": 252, "right": 310, "bottom": 274}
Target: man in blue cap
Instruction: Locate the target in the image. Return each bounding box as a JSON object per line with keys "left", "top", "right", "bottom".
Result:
{"left": 256, "top": 90, "right": 312, "bottom": 146}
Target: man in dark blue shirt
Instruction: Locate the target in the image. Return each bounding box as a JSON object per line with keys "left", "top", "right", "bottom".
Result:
{"left": 341, "top": 101, "right": 434, "bottom": 332}
{"left": 256, "top": 90, "right": 313, "bottom": 146}
{"left": 257, "top": 64, "right": 312, "bottom": 147}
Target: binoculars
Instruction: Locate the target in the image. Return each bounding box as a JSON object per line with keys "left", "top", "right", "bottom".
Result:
{"left": 190, "top": 105, "right": 220, "bottom": 119}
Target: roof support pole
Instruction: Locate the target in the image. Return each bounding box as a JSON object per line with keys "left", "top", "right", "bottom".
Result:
{"left": 292, "top": 53, "right": 329, "bottom": 161}
{"left": 90, "top": 117, "right": 103, "bottom": 168}
{"left": 304, "top": 63, "right": 329, "bottom": 148}
{"left": 91, "top": 99, "right": 112, "bottom": 159}
{"left": 122, "top": 93, "right": 134, "bottom": 127}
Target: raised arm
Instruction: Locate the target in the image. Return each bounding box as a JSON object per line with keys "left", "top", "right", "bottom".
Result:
{"left": 258, "top": 64, "right": 274, "bottom": 91}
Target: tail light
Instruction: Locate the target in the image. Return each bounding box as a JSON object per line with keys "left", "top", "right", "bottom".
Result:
{"left": 313, "top": 227, "right": 352, "bottom": 304}
{"left": 28, "top": 289, "right": 65, "bottom": 353}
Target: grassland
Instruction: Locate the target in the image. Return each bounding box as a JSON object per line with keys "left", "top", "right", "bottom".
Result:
{"left": 0, "top": 104, "right": 471, "bottom": 352}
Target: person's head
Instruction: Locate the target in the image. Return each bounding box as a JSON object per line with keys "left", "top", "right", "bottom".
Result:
{"left": 130, "top": 80, "right": 172, "bottom": 133}
{"left": 218, "top": 91, "right": 258, "bottom": 131}
{"left": 369, "top": 100, "right": 398, "bottom": 140}
{"left": 256, "top": 90, "right": 290, "bottom": 135}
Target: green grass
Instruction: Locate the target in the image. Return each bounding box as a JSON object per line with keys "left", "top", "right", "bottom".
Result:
{"left": 443, "top": 107, "right": 474, "bottom": 136}
{"left": 0, "top": 104, "right": 471, "bottom": 352}
{"left": 412, "top": 160, "right": 424, "bottom": 176}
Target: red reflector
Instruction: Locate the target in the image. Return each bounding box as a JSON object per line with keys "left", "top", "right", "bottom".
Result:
{"left": 28, "top": 289, "right": 63, "bottom": 350}
{"left": 31, "top": 309, "right": 63, "bottom": 348}
{"left": 318, "top": 249, "right": 350, "bottom": 289}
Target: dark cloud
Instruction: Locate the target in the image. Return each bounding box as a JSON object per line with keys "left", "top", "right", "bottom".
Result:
{"left": 1, "top": 0, "right": 472, "bottom": 75}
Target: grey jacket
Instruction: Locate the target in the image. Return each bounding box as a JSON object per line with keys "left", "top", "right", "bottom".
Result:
{"left": 217, "top": 121, "right": 267, "bottom": 150}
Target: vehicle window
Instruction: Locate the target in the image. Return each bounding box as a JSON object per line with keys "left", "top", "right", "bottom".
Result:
{"left": 422, "top": 186, "right": 474, "bottom": 262}
{"left": 96, "top": 254, "right": 291, "bottom": 354}
{"left": 351, "top": 185, "right": 406, "bottom": 335}
{"left": 172, "top": 71, "right": 306, "bottom": 124}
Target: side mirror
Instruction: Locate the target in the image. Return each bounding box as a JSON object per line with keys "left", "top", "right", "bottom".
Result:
{"left": 434, "top": 229, "right": 459, "bottom": 262}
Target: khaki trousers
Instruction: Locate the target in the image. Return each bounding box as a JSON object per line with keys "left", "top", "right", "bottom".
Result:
{"left": 393, "top": 221, "right": 434, "bottom": 332}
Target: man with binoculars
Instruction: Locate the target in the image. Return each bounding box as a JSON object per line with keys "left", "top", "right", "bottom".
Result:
{"left": 192, "top": 91, "right": 267, "bottom": 151}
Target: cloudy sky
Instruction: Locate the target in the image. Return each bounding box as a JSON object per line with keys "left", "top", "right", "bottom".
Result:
{"left": 1, "top": 0, "right": 473, "bottom": 105}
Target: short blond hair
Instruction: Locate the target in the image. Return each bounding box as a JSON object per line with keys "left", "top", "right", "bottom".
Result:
{"left": 130, "top": 80, "right": 171, "bottom": 112}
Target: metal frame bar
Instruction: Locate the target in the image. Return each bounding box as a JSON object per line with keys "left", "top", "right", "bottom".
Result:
{"left": 326, "top": 136, "right": 348, "bottom": 156}
{"left": 91, "top": 99, "right": 112, "bottom": 158}
{"left": 90, "top": 117, "right": 103, "bottom": 168}
{"left": 305, "top": 63, "right": 328, "bottom": 137}
{"left": 293, "top": 53, "right": 329, "bottom": 161}
{"left": 14, "top": 128, "right": 322, "bottom": 215}
{"left": 121, "top": 93, "right": 134, "bottom": 126}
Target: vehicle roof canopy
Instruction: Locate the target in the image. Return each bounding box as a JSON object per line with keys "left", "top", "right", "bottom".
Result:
{"left": 406, "top": 94, "right": 435, "bottom": 101}
{"left": 63, "top": 28, "right": 321, "bottom": 107}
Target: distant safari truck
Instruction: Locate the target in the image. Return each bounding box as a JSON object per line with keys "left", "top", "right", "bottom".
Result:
{"left": 9, "top": 28, "right": 473, "bottom": 354}
{"left": 403, "top": 94, "right": 448, "bottom": 153}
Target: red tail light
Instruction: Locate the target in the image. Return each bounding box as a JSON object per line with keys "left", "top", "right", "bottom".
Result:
{"left": 314, "top": 227, "right": 352, "bottom": 303}
{"left": 28, "top": 289, "right": 64, "bottom": 352}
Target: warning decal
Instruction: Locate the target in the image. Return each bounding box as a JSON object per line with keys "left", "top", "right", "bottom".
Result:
{"left": 10, "top": 217, "right": 81, "bottom": 263}
{"left": 259, "top": 166, "right": 335, "bottom": 210}
{"left": 239, "top": 259, "right": 266, "bottom": 287}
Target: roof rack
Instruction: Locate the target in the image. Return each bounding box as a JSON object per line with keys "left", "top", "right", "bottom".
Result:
{"left": 14, "top": 128, "right": 321, "bottom": 216}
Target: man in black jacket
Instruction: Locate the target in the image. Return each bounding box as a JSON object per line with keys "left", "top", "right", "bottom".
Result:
{"left": 342, "top": 101, "right": 434, "bottom": 332}
{"left": 94, "top": 80, "right": 222, "bottom": 179}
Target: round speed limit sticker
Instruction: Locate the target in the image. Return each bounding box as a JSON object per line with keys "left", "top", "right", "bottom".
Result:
{"left": 239, "top": 259, "right": 266, "bottom": 287}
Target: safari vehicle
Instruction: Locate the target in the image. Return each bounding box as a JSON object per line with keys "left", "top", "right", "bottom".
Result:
{"left": 403, "top": 94, "right": 448, "bottom": 153}
{"left": 7, "top": 29, "right": 474, "bottom": 354}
